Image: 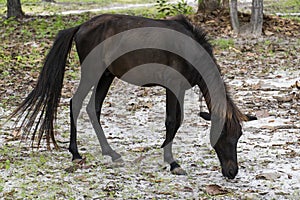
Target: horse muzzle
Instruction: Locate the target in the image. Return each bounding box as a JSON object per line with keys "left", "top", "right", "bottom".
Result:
{"left": 222, "top": 161, "right": 238, "bottom": 179}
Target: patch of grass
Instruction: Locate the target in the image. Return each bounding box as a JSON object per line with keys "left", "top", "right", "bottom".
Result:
{"left": 266, "top": 0, "right": 300, "bottom": 20}
{"left": 0, "top": 0, "right": 156, "bottom": 15}
{"left": 155, "top": 0, "right": 194, "bottom": 18}
{"left": 110, "top": 6, "right": 160, "bottom": 18}
{"left": 0, "top": 5, "right": 163, "bottom": 109}
{"left": 211, "top": 38, "right": 235, "bottom": 50}
{"left": 264, "top": 39, "right": 271, "bottom": 46}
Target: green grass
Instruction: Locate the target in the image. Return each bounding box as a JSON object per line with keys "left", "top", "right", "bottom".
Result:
{"left": 0, "top": 6, "right": 159, "bottom": 108}
{"left": 266, "top": 0, "right": 300, "bottom": 20}
{"left": 211, "top": 38, "right": 235, "bottom": 50}
{"left": 0, "top": 0, "right": 156, "bottom": 15}
{"left": 0, "top": 0, "right": 155, "bottom": 4}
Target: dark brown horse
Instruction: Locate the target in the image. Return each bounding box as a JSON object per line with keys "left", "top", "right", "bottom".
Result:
{"left": 10, "top": 14, "right": 251, "bottom": 179}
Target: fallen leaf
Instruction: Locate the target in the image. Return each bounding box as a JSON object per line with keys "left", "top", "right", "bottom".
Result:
{"left": 229, "top": 46, "right": 241, "bottom": 53}
{"left": 261, "top": 125, "right": 275, "bottom": 130}
{"left": 74, "top": 175, "right": 88, "bottom": 182}
{"left": 143, "top": 102, "right": 153, "bottom": 108}
{"left": 131, "top": 146, "right": 150, "bottom": 152}
{"left": 103, "top": 181, "right": 120, "bottom": 192}
{"left": 182, "top": 186, "right": 193, "bottom": 192}
{"left": 64, "top": 165, "right": 78, "bottom": 173}
{"left": 273, "top": 94, "right": 293, "bottom": 102}
{"left": 264, "top": 30, "right": 274, "bottom": 36}
{"left": 293, "top": 80, "right": 300, "bottom": 90}
{"left": 73, "top": 157, "right": 86, "bottom": 165}
{"left": 205, "top": 184, "right": 229, "bottom": 196}
{"left": 133, "top": 155, "right": 146, "bottom": 163}
{"left": 255, "top": 110, "right": 269, "bottom": 118}
{"left": 256, "top": 172, "right": 281, "bottom": 181}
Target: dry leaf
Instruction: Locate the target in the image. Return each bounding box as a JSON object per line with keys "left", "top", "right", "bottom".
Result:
{"left": 255, "top": 110, "right": 269, "bottom": 118}
{"left": 74, "top": 175, "right": 87, "bottom": 182}
{"left": 256, "top": 172, "right": 281, "bottom": 181}
{"left": 65, "top": 165, "right": 78, "bottom": 173}
{"left": 261, "top": 125, "right": 275, "bottom": 130}
{"left": 205, "top": 184, "right": 229, "bottom": 196}
{"left": 229, "top": 46, "right": 241, "bottom": 53}
{"left": 273, "top": 94, "right": 293, "bottom": 102}
{"left": 131, "top": 146, "right": 150, "bottom": 152}
{"left": 293, "top": 80, "right": 300, "bottom": 90}
{"left": 264, "top": 30, "right": 274, "bottom": 36}
{"left": 144, "top": 102, "right": 153, "bottom": 108}
{"left": 182, "top": 186, "right": 193, "bottom": 192}
{"left": 133, "top": 155, "right": 146, "bottom": 163}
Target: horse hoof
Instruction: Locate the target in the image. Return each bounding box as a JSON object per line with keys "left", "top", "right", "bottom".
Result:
{"left": 171, "top": 167, "right": 187, "bottom": 175}
{"left": 111, "top": 157, "right": 124, "bottom": 168}
{"left": 72, "top": 157, "right": 86, "bottom": 165}
{"left": 72, "top": 159, "right": 82, "bottom": 163}
{"left": 109, "top": 151, "right": 122, "bottom": 162}
{"left": 113, "top": 157, "right": 124, "bottom": 163}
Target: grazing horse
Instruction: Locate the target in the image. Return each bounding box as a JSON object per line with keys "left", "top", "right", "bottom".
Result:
{"left": 10, "top": 14, "right": 249, "bottom": 179}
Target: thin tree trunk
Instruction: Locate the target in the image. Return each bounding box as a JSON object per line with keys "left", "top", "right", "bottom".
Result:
{"left": 230, "top": 0, "right": 239, "bottom": 33}
{"left": 222, "top": 0, "right": 229, "bottom": 9}
{"left": 250, "top": 0, "right": 263, "bottom": 36}
{"left": 7, "top": 0, "right": 24, "bottom": 18}
{"left": 198, "top": 0, "right": 220, "bottom": 12}
{"left": 42, "top": 0, "right": 56, "bottom": 2}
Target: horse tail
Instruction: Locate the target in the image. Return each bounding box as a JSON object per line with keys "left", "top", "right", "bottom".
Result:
{"left": 9, "top": 26, "right": 80, "bottom": 149}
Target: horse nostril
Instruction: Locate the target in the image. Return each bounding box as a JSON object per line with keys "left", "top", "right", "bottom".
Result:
{"left": 227, "top": 168, "right": 237, "bottom": 179}
{"left": 228, "top": 169, "right": 234, "bottom": 178}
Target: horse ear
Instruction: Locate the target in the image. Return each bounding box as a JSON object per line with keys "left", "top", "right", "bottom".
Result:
{"left": 199, "top": 112, "right": 211, "bottom": 121}
{"left": 199, "top": 112, "right": 257, "bottom": 121}
{"left": 245, "top": 114, "right": 258, "bottom": 121}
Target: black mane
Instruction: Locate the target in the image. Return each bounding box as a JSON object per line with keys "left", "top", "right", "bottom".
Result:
{"left": 172, "top": 15, "right": 246, "bottom": 130}
{"left": 172, "top": 15, "right": 214, "bottom": 58}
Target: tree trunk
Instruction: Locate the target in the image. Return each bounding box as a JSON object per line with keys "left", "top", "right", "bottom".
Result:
{"left": 7, "top": 0, "right": 24, "bottom": 18}
{"left": 250, "top": 0, "right": 263, "bottom": 36}
{"left": 230, "top": 0, "right": 239, "bottom": 33}
{"left": 42, "top": 0, "right": 56, "bottom": 2}
{"left": 198, "top": 0, "right": 220, "bottom": 12}
{"left": 222, "top": 0, "right": 229, "bottom": 9}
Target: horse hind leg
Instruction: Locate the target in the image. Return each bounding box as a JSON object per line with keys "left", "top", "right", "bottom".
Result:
{"left": 69, "top": 78, "right": 93, "bottom": 161}
{"left": 86, "top": 73, "right": 122, "bottom": 162}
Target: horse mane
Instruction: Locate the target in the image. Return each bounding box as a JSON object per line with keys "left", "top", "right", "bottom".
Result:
{"left": 171, "top": 15, "right": 214, "bottom": 58}
{"left": 225, "top": 92, "right": 248, "bottom": 133}
{"left": 172, "top": 15, "right": 247, "bottom": 133}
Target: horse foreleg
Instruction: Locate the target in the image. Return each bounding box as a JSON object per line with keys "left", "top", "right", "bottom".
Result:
{"left": 164, "top": 89, "right": 186, "bottom": 175}
{"left": 86, "top": 73, "right": 122, "bottom": 162}
{"left": 163, "top": 142, "right": 186, "bottom": 175}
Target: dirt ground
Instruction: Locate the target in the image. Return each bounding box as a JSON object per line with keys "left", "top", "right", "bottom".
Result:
{"left": 0, "top": 10, "right": 299, "bottom": 199}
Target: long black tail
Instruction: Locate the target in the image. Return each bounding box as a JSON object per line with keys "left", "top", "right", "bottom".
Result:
{"left": 9, "top": 26, "right": 80, "bottom": 149}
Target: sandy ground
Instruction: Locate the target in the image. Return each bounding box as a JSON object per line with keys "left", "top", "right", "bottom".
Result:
{"left": 0, "top": 15, "right": 299, "bottom": 199}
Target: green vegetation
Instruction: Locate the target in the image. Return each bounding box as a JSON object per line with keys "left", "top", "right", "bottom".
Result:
{"left": 0, "top": 0, "right": 156, "bottom": 15}
{"left": 211, "top": 38, "right": 235, "bottom": 50}
{"left": 0, "top": 0, "right": 155, "bottom": 5}
{"left": 0, "top": 1, "right": 299, "bottom": 199}
{"left": 0, "top": 7, "right": 159, "bottom": 108}
{"left": 155, "top": 0, "right": 194, "bottom": 18}
{"left": 266, "top": 0, "right": 300, "bottom": 20}
{"left": 267, "top": 0, "right": 300, "bottom": 13}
